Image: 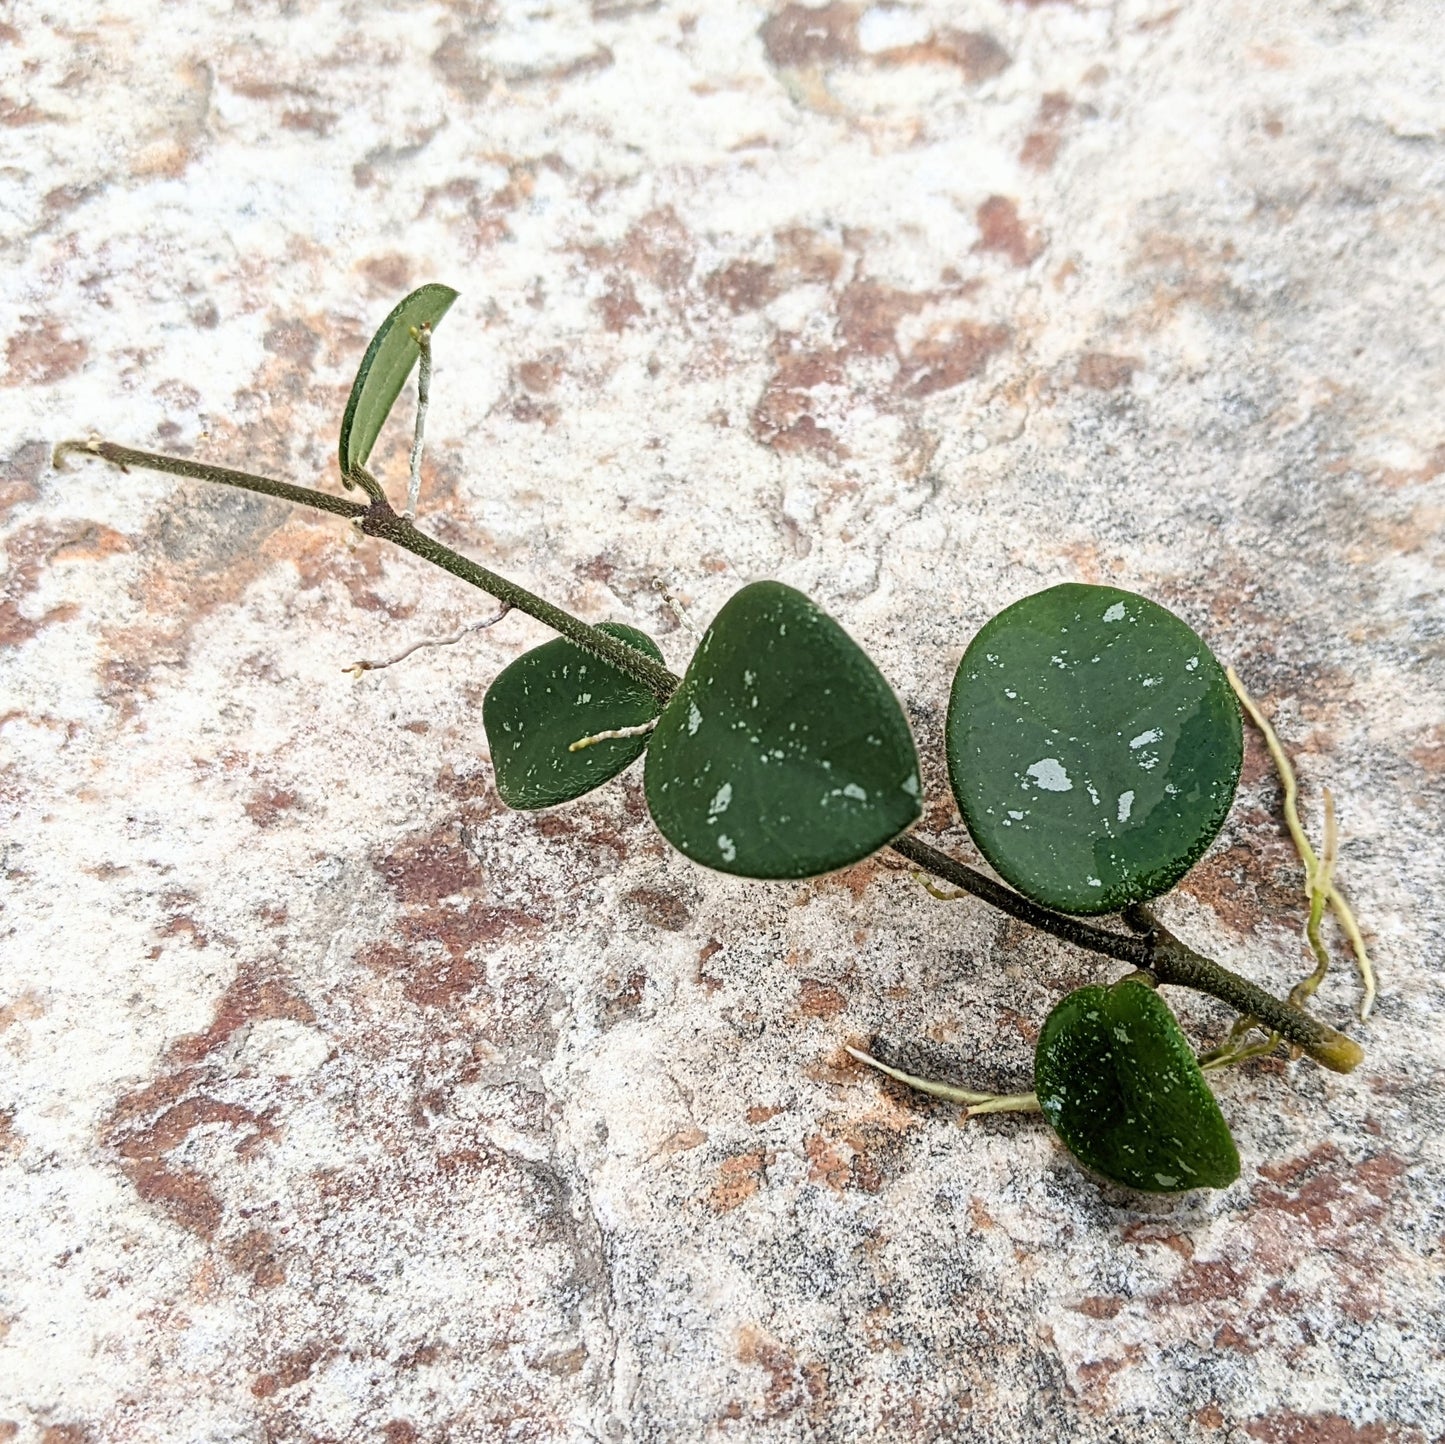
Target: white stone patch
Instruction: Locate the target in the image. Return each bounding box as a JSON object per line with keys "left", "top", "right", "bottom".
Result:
{"left": 237, "top": 1020, "right": 331, "bottom": 1078}
{"left": 1025, "top": 758, "right": 1073, "bottom": 792}
{"left": 857, "top": 6, "right": 930, "bottom": 53}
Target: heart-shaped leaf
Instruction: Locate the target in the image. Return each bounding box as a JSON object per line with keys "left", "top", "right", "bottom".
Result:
{"left": 1035, "top": 979, "right": 1240, "bottom": 1193}
{"left": 644, "top": 581, "right": 921, "bottom": 878}
{"left": 947, "top": 584, "right": 1241, "bottom": 914}
{"left": 484, "top": 622, "right": 665, "bottom": 810}
{"left": 338, "top": 283, "right": 459, "bottom": 478}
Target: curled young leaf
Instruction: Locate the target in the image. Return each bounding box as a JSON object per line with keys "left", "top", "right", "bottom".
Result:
{"left": 338, "top": 283, "right": 459, "bottom": 479}
{"left": 947, "top": 583, "right": 1242, "bottom": 914}
{"left": 1035, "top": 979, "right": 1241, "bottom": 1193}
{"left": 644, "top": 581, "right": 921, "bottom": 879}
{"left": 483, "top": 623, "right": 664, "bottom": 809}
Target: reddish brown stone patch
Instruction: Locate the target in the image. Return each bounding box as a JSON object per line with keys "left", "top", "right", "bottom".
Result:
{"left": 750, "top": 339, "right": 846, "bottom": 458}
{"left": 1410, "top": 723, "right": 1445, "bottom": 772}
{"left": 1255, "top": 1144, "right": 1405, "bottom": 1232}
{"left": 975, "top": 196, "right": 1044, "bottom": 267}
{"left": 223, "top": 1227, "right": 287, "bottom": 1289}
{"left": 625, "top": 887, "right": 690, "bottom": 931}
{"left": 773, "top": 226, "right": 844, "bottom": 288}
{"left": 1074, "top": 1295, "right": 1123, "bottom": 1319}
{"left": 709, "top": 1150, "right": 768, "bottom": 1210}
{"left": 167, "top": 964, "right": 316, "bottom": 1066}
{"left": 1245, "top": 1414, "right": 1421, "bottom": 1444}
{"left": 704, "top": 259, "right": 782, "bottom": 314}
{"left": 1176, "top": 839, "right": 1307, "bottom": 937}
{"left": 1158, "top": 1257, "right": 1247, "bottom": 1307}
{"left": 1074, "top": 1345, "right": 1143, "bottom": 1406}
{"left": 0, "top": 521, "right": 88, "bottom": 649}
{"left": 596, "top": 274, "right": 644, "bottom": 332}
{"left": 697, "top": 938, "right": 724, "bottom": 993}
{"left": 0, "top": 97, "right": 60, "bottom": 127}
{"left": 251, "top": 1338, "right": 328, "bottom": 1398}
{"left": 379, "top": 829, "right": 479, "bottom": 907}
{"left": 1074, "top": 352, "right": 1140, "bottom": 391}
{"left": 106, "top": 1072, "right": 276, "bottom": 1239}
{"left": 601, "top": 969, "right": 647, "bottom": 1023}
{"left": 759, "top": 3, "right": 859, "bottom": 69}
{"left": 359, "top": 252, "right": 413, "bottom": 296}
{"left": 736, "top": 1324, "right": 829, "bottom": 1422}
{"left": 1, "top": 438, "right": 48, "bottom": 522}
{"left": 244, "top": 787, "right": 300, "bottom": 828}
{"left": 803, "top": 1131, "right": 880, "bottom": 1193}
{"left": 0, "top": 1108, "right": 18, "bottom": 1160}
{"left": 798, "top": 978, "right": 846, "bottom": 1017}
{"left": 898, "top": 322, "right": 1010, "bottom": 397}
{"left": 516, "top": 352, "right": 566, "bottom": 394}
{"left": 583, "top": 206, "right": 695, "bottom": 331}
{"left": 836, "top": 277, "right": 930, "bottom": 358}
{"left": 3, "top": 320, "right": 86, "bottom": 386}
{"left": 876, "top": 30, "right": 1011, "bottom": 84}
{"left": 360, "top": 905, "right": 535, "bottom": 1009}
{"left": 1021, "top": 92, "right": 1073, "bottom": 170}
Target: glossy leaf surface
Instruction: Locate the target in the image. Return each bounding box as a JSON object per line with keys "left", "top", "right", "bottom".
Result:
{"left": 645, "top": 581, "right": 921, "bottom": 878}
{"left": 484, "top": 623, "right": 664, "bottom": 810}
{"left": 1035, "top": 980, "right": 1240, "bottom": 1193}
{"left": 338, "top": 283, "right": 458, "bottom": 478}
{"left": 947, "top": 584, "right": 1241, "bottom": 914}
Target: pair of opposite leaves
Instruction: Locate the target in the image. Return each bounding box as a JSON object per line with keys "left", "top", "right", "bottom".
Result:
{"left": 343, "top": 284, "right": 1243, "bottom": 1193}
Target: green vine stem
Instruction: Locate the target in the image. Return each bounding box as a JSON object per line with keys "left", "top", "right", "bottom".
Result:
{"left": 53, "top": 437, "right": 1365, "bottom": 1078}
{"left": 887, "top": 834, "right": 1363, "bottom": 1075}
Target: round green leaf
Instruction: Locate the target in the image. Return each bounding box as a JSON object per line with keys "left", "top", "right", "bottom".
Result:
{"left": 338, "top": 283, "right": 459, "bottom": 478}
{"left": 1035, "top": 979, "right": 1241, "bottom": 1193}
{"left": 483, "top": 623, "right": 664, "bottom": 810}
{"left": 644, "top": 581, "right": 921, "bottom": 879}
{"left": 946, "top": 584, "right": 1241, "bottom": 914}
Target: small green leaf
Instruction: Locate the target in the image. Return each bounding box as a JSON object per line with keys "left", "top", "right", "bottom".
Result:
{"left": 1035, "top": 980, "right": 1241, "bottom": 1193}
{"left": 946, "top": 583, "right": 1241, "bottom": 914}
{"left": 644, "top": 581, "right": 921, "bottom": 879}
{"left": 483, "top": 623, "right": 665, "bottom": 810}
{"left": 338, "top": 283, "right": 459, "bottom": 478}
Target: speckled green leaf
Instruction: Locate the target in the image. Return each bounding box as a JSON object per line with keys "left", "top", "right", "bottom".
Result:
{"left": 1035, "top": 979, "right": 1240, "bottom": 1193}
{"left": 338, "top": 283, "right": 458, "bottom": 478}
{"left": 644, "top": 581, "right": 921, "bottom": 879}
{"left": 946, "top": 584, "right": 1242, "bottom": 915}
{"left": 483, "top": 623, "right": 665, "bottom": 810}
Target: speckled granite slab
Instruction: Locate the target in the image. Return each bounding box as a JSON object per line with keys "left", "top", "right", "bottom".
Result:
{"left": 2, "top": 2, "right": 1442, "bottom": 1440}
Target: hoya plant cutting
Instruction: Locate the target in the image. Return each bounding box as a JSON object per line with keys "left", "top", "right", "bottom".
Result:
{"left": 56, "top": 284, "right": 1374, "bottom": 1196}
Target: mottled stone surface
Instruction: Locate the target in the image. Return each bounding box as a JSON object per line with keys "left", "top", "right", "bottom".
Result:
{"left": 2, "top": 1, "right": 1443, "bottom": 1440}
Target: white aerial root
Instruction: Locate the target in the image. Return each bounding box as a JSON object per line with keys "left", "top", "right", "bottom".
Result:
{"left": 568, "top": 717, "right": 659, "bottom": 753}
{"left": 845, "top": 1046, "right": 1041, "bottom": 1117}
{"left": 344, "top": 602, "right": 511, "bottom": 677}
{"left": 1226, "top": 667, "right": 1376, "bottom": 1020}
{"left": 404, "top": 322, "right": 432, "bottom": 521}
